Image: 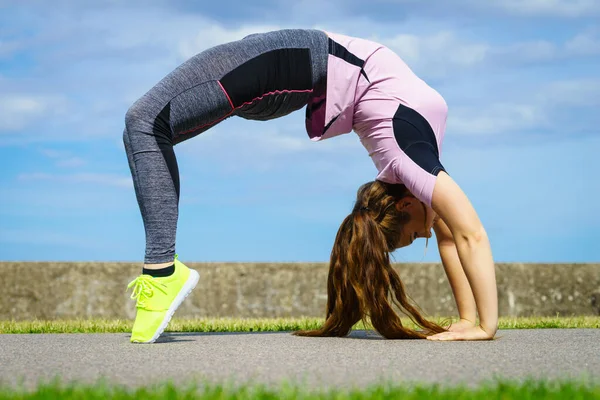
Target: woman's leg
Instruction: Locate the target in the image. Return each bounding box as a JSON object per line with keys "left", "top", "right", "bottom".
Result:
{"left": 122, "top": 51, "right": 236, "bottom": 343}
{"left": 122, "top": 63, "right": 233, "bottom": 266}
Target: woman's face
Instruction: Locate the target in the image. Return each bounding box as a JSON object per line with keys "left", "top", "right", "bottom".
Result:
{"left": 395, "top": 196, "right": 435, "bottom": 248}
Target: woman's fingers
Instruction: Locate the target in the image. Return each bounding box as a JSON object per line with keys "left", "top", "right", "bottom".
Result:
{"left": 427, "top": 332, "right": 461, "bottom": 341}
{"left": 427, "top": 325, "right": 494, "bottom": 341}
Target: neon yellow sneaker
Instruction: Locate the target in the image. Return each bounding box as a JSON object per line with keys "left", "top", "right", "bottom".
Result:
{"left": 127, "top": 254, "right": 199, "bottom": 343}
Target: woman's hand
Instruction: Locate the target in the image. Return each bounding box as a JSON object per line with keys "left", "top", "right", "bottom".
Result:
{"left": 427, "top": 325, "right": 494, "bottom": 341}
{"left": 446, "top": 318, "right": 477, "bottom": 332}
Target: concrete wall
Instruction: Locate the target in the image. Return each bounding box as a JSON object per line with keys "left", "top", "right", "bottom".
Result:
{"left": 1, "top": 262, "right": 598, "bottom": 320}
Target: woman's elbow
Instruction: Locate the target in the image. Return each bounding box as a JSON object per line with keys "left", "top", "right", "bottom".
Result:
{"left": 455, "top": 225, "right": 488, "bottom": 249}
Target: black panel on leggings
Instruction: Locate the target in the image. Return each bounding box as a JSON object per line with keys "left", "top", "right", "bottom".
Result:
{"left": 153, "top": 102, "right": 181, "bottom": 200}
{"left": 220, "top": 48, "right": 313, "bottom": 108}
{"left": 393, "top": 103, "right": 446, "bottom": 176}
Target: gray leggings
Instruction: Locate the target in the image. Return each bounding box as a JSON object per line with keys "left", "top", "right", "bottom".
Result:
{"left": 123, "top": 29, "right": 328, "bottom": 263}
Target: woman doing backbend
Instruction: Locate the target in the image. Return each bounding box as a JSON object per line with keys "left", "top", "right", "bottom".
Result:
{"left": 123, "top": 29, "right": 498, "bottom": 344}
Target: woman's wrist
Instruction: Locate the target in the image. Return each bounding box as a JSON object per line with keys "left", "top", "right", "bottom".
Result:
{"left": 479, "top": 320, "right": 498, "bottom": 337}
{"left": 458, "top": 317, "right": 476, "bottom": 325}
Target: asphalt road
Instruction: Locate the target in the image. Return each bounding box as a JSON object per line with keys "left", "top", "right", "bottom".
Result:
{"left": 1, "top": 329, "right": 598, "bottom": 390}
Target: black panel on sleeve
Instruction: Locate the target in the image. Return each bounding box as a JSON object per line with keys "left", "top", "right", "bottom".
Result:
{"left": 219, "top": 48, "right": 313, "bottom": 108}
{"left": 328, "top": 38, "right": 370, "bottom": 83}
{"left": 392, "top": 103, "right": 446, "bottom": 176}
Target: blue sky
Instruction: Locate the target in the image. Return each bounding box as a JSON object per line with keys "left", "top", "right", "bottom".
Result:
{"left": 0, "top": 0, "right": 598, "bottom": 263}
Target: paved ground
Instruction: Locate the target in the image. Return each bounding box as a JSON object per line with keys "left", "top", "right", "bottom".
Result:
{"left": 0, "top": 329, "right": 598, "bottom": 390}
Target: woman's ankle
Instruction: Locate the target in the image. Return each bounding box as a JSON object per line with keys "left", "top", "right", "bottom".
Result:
{"left": 143, "top": 261, "right": 174, "bottom": 270}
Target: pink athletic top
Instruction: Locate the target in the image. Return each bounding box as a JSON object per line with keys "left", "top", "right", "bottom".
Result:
{"left": 305, "top": 31, "right": 448, "bottom": 207}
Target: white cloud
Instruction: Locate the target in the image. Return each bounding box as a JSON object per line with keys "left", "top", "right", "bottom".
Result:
{"left": 492, "top": 40, "right": 558, "bottom": 63}
{"left": 0, "top": 39, "right": 22, "bottom": 58}
{"left": 565, "top": 30, "right": 600, "bottom": 56}
{"left": 0, "top": 5, "right": 287, "bottom": 142}
{"left": 0, "top": 95, "right": 67, "bottom": 132}
{"left": 325, "top": 0, "right": 600, "bottom": 19}
{"left": 374, "top": 28, "right": 599, "bottom": 78}
{"left": 376, "top": 31, "right": 489, "bottom": 77}
{"left": 449, "top": 103, "right": 545, "bottom": 135}
{"left": 490, "top": 30, "right": 600, "bottom": 64}
{"left": 17, "top": 172, "right": 132, "bottom": 188}
{"left": 39, "top": 148, "right": 87, "bottom": 168}
{"left": 544, "top": 79, "right": 600, "bottom": 106}
{"left": 447, "top": 78, "right": 600, "bottom": 136}
{"left": 178, "top": 24, "right": 283, "bottom": 60}
{"left": 0, "top": 228, "right": 102, "bottom": 249}
{"left": 55, "top": 157, "right": 86, "bottom": 168}
{"left": 36, "top": 6, "right": 282, "bottom": 67}
{"left": 1, "top": 2, "right": 598, "bottom": 150}
{"left": 175, "top": 118, "right": 361, "bottom": 175}
{"left": 39, "top": 148, "right": 69, "bottom": 158}
{"left": 481, "top": 0, "right": 600, "bottom": 17}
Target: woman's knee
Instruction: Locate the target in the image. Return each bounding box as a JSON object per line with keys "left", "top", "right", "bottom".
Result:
{"left": 125, "top": 97, "right": 173, "bottom": 145}
{"left": 124, "top": 99, "right": 146, "bottom": 132}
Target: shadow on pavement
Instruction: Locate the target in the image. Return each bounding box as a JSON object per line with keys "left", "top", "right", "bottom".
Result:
{"left": 159, "top": 329, "right": 386, "bottom": 340}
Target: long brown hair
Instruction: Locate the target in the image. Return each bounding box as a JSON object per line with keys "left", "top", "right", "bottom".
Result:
{"left": 293, "top": 180, "right": 447, "bottom": 339}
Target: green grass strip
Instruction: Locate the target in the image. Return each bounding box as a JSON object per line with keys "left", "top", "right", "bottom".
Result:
{"left": 0, "top": 379, "right": 598, "bottom": 399}
{"left": 0, "top": 316, "right": 598, "bottom": 334}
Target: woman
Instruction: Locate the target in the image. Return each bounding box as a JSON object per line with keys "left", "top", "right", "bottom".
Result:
{"left": 123, "top": 29, "right": 498, "bottom": 343}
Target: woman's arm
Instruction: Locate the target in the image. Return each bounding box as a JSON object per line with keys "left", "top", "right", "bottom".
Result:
{"left": 428, "top": 171, "right": 498, "bottom": 340}
{"left": 433, "top": 217, "right": 478, "bottom": 327}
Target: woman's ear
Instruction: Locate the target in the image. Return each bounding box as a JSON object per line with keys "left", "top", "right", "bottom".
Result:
{"left": 395, "top": 195, "right": 418, "bottom": 212}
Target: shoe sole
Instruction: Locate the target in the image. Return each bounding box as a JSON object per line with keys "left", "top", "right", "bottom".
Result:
{"left": 134, "top": 269, "right": 200, "bottom": 344}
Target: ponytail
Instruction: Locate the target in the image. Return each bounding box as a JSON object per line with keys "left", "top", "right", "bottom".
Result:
{"left": 293, "top": 181, "right": 447, "bottom": 339}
